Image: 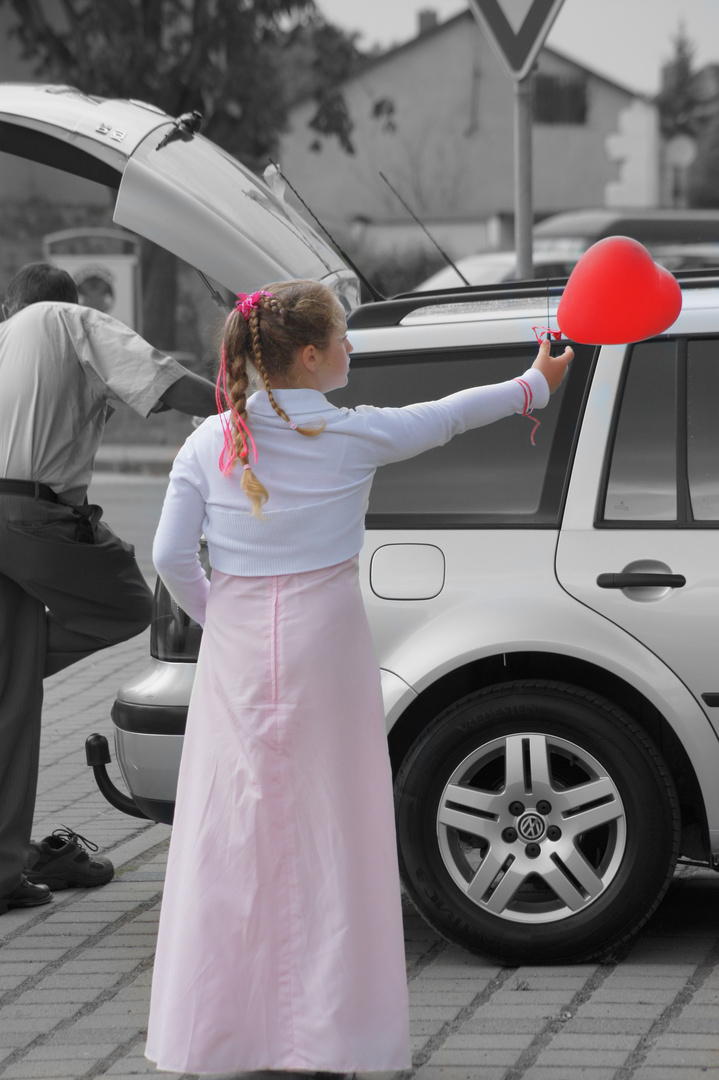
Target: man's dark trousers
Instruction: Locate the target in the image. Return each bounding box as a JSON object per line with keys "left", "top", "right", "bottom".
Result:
{"left": 0, "top": 491, "right": 153, "bottom": 897}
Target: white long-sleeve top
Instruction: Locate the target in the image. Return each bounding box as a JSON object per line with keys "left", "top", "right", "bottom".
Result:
{"left": 153, "top": 368, "right": 549, "bottom": 624}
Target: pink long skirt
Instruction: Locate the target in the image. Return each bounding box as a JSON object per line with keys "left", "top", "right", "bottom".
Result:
{"left": 145, "top": 558, "right": 410, "bottom": 1075}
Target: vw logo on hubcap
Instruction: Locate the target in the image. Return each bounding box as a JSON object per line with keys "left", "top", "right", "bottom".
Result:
{"left": 517, "top": 811, "right": 546, "bottom": 843}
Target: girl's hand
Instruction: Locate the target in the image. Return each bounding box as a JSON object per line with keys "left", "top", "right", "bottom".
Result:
{"left": 532, "top": 337, "right": 574, "bottom": 393}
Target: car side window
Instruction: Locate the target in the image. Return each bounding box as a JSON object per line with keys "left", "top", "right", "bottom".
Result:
{"left": 603, "top": 341, "right": 677, "bottom": 522}
{"left": 330, "top": 343, "right": 593, "bottom": 527}
{"left": 602, "top": 337, "right": 719, "bottom": 526}
{"left": 688, "top": 339, "right": 719, "bottom": 520}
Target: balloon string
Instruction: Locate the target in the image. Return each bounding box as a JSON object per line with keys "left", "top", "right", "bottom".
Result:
{"left": 524, "top": 326, "right": 561, "bottom": 446}
{"left": 514, "top": 377, "right": 541, "bottom": 446}
{"left": 532, "top": 325, "right": 562, "bottom": 343}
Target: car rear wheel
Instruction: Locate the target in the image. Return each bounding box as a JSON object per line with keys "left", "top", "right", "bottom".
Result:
{"left": 395, "top": 680, "right": 680, "bottom": 964}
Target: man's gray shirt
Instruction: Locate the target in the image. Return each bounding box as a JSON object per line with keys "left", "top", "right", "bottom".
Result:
{"left": 0, "top": 302, "right": 186, "bottom": 504}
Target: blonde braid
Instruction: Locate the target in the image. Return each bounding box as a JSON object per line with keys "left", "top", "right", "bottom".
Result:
{"left": 226, "top": 353, "right": 250, "bottom": 464}
{"left": 249, "top": 303, "right": 325, "bottom": 438}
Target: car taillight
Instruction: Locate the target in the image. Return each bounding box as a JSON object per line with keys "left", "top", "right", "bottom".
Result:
{"left": 150, "top": 540, "right": 211, "bottom": 662}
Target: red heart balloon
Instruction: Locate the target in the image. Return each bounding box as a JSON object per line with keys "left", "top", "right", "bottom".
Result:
{"left": 556, "top": 236, "right": 682, "bottom": 344}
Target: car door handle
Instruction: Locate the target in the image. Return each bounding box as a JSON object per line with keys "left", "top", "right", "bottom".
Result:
{"left": 596, "top": 573, "right": 686, "bottom": 589}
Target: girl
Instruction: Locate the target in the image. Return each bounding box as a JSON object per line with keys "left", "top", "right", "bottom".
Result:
{"left": 146, "top": 280, "right": 573, "bottom": 1077}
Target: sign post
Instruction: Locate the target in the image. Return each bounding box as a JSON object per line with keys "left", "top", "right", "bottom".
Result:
{"left": 468, "top": 0, "right": 566, "bottom": 278}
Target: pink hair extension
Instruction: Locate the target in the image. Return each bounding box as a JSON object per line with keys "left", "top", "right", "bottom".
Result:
{"left": 215, "top": 314, "right": 258, "bottom": 475}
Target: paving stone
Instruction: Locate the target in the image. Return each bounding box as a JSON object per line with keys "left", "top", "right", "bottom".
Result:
{"left": 492, "top": 989, "right": 575, "bottom": 1005}
{"left": 442, "top": 1034, "right": 533, "bottom": 1050}
{"left": 514, "top": 965, "right": 598, "bottom": 978}
{"left": 669, "top": 1009, "right": 719, "bottom": 1033}
{"left": 408, "top": 1006, "right": 461, "bottom": 1021}
{"left": 643, "top": 1047, "right": 719, "bottom": 1066}
{"left": 633, "top": 1068, "right": 719, "bottom": 1079}
{"left": 505, "top": 976, "right": 587, "bottom": 991}
{"left": 549, "top": 1034, "right": 641, "bottom": 1050}
{"left": 14, "top": 1042, "right": 118, "bottom": 1061}
{"left": 410, "top": 1020, "right": 444, "bottom": 1036}
{"left": 414, "top": 1067, "right": 506, "bottom": 1080}
{"left": 56, "top": 958, "right": 140, "bottom": 973}
{"left": 471, "top": 1002, "right": 565, "bottom": 1018}
{"left": 590, "top": 987, "right": 678, "bottom": 1003}
{"left": 562, "top": 1017, "right": 655, "bottom": 1035}
{"left": 0, "top": 1016, "right": 58, "bottom": 1032}
{"left": 98, "top": 935, "right": 158, "bottom": 949}
{"left": 520, "top": 1069, "right": 618, "bottom": 1079}
{"left": 409, "top": 991, "right": 477, "bottom": 1006}
{"left": 33, "top": 1029, "right": 129, "bottom": 1046}
{"left": 460, "top": 1017, "right": 547, "bottom": 1034}
{"left": 0, "top": 1002, "right": 80, "bottom": 1020}
{"left": 428, "top": 1047, "right": 524, "bottom": 1066}
{"left": 608, "top": 963, "right": 698, "bottom": 977}
{"left": 571, "top": 1003, "right": 664, "bottom": 1019}
{"left": 37, "top": 971, "right": 121, "bottom": 990}
{"left": 0, "top": 1036, "right": 35, "bottom": 1052}
{"left": 0, "top": 946, "right": 70, "bottom": 960}
{"left": 533, "top": 1048, "right": 634, "bottom": 1067}
{"left": 0, "top": 1061, "right": 96, "bottom": 1078}
{"left": 602, "top": 975, "right": 691, "bottom": 988}
{"left": 653, "top": 1033, "right": 719, "bottom": 1050}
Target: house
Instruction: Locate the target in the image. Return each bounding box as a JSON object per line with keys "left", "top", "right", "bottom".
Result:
{"left": 276, "top": 8, "right": 656, "bottom": 258}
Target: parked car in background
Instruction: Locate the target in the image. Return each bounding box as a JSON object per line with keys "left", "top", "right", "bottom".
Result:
{"left": 3, "top": 85, "right": 719, "bottom": 969}
{"left": 414, "top": 210, "right": 719, "bottom": 293}
{"left": 414, "top": 250, "right": 579, "bottom": 291}
{"left": 533, "top": 207, "right": 719, "bottom": 256}
{"left": 653, "top": 243, "right": 719, "bottom": 273}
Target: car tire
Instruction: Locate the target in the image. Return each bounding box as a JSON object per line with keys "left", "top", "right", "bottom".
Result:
{"left": 395, "top": 679, "right": 680, "bottom": 964}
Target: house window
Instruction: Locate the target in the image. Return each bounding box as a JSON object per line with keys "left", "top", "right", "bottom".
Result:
{"left": 533, "top": 74, "right": 587, "bottom": 125}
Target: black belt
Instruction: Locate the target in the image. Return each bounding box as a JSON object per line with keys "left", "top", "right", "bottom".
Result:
{"left": 0, "top": 479, "right": 59, "bottom": 503}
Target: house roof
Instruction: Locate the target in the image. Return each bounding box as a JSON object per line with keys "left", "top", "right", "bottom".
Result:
{"left": 313, "top": 8, "right": 644, "bottom": 107}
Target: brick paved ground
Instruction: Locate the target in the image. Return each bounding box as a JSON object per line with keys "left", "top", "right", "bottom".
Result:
{"left": 0, "top": 633, "right": 717, "bottom": 1080}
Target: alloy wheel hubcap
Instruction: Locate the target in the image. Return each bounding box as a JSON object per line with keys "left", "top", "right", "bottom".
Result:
{"left": 436, "top": 731, "right": 627, "bottom": 924}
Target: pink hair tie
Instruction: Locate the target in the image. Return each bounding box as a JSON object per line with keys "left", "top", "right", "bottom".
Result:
{"left": 243, "top": 463, "right": 252, "bottom": 471}
{"left": 288, "top": 421, "right": 297, "bottom": 430}
{"left": 235, "top": 290, "right": 274, "bottom": 321}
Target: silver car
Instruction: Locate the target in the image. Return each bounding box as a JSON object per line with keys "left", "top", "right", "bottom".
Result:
{"left": 3, "top": 85, "right": 719, "bottom": 967}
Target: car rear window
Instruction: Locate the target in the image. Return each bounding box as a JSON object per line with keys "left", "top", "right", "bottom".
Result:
{"left": 330, "top": 343, "right": 593, "bottom": 527}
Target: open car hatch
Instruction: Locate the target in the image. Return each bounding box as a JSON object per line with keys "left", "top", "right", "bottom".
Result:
{"left": 0, "top": 83, "right": 358, "bottom": 304}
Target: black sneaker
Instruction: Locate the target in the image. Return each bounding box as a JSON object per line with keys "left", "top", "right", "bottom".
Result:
{"left": 24, "top": 826, "right": 114, "bottom": 890}
{"left": 0, "top": 875, "right": 53, "bottom": 914}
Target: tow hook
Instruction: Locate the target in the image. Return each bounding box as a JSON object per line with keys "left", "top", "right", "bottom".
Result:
{"left": 85, "top": 733, "right": 150, "bottom": 820}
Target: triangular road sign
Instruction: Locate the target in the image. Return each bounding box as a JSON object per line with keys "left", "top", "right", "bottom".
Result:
{"left": 468, "top": 0, "right": 566, "bottom": 81}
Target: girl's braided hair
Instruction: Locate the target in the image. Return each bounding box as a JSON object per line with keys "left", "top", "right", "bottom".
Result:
{"left": 217, "top": 279, "right": 346, "bottom": 516}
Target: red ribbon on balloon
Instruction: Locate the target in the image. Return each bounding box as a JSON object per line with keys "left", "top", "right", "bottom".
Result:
{"left": 556, "top": 236, "right": 682, "bottom": 345}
